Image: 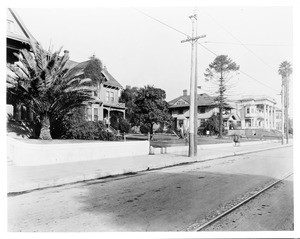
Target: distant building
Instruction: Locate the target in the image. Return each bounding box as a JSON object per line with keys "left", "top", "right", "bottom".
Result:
{"left": 168, "top": 90, "right": 240, "bottom": 131}
{"left": 233, "top": 95, "right": 279, "bottom": 130}
{"left": 275, "top": 108, "right": 283, "bottom": 131}
{"left": 168, "top": 91, "right": 283, "bottom": 132}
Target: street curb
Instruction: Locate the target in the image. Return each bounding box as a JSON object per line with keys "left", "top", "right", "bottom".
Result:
{"left": 8, "top": 144, "right": 292, "bottom": 195}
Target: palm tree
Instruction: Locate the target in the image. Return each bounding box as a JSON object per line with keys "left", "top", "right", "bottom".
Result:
{"left": 7, "top": 42, "right": 96, "bottom": 139}
{"left": 278, "top": 61, "right": 292, "bottom": 79}
{"left": 278, "top": 61, "right": 292, "bottom": 143}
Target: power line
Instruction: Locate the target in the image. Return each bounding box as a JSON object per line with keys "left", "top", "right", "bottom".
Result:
{"left": 133, "top": 7, "right": 279, "bottom": 93}
{"left": 133, "top": 8, "right": 189, "bottom": 37}
{"left": 238, "top": 70, "right": 278, "bottom": 92}
{"left": 204, "top": 41, "right": 292, "bottom": 47}
{"left": 201, "top": 9, "right": 279, "bottom": 74}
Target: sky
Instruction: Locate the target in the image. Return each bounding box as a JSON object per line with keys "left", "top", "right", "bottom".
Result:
{"left": 12, "top": 6, "right": 293, "bottom": 113}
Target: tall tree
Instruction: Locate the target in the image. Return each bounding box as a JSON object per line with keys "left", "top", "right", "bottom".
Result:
{"left": 7, "top": 43, "right": 96, "bottom": 139}
{"left": 204, "top": 55, "right": 239, "bottom": 138}
{"left": 119, "top": 86, "right": 140, "bottom": 124}
{"left": 278, "top": 61, "right": 292, "bottom": 143}
{"left": 133, "top": 85, "right": 172, "bottom": 135}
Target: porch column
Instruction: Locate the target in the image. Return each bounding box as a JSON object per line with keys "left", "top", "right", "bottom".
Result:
{"left": 123, "top": 109, "right": 125, "bottom": 119}
{"left": 267, "top": 105, "right": 270, "bottom": 129}
{"left": 273, "top": 107, "right": 276, "bottom": 129}
{"left": 270, "top": 106, "right": 273, "bottom": 129}
{"left": 108, "top": 108, "right": 110, "bottom": 126}
{"left": 263, "top": 104, "right": 266, "bottom": 128}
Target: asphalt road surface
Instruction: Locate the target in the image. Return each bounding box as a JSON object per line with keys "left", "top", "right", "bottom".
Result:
{"left": 8, "top": 147, "right": 293, "bottom": 232}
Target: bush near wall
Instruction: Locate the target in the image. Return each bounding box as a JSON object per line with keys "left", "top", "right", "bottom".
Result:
{"left": 119, "top": 118, "right": 131, "bottom": 133}
{"left": 64, "top": 121, "right": 116, "bottom": 141}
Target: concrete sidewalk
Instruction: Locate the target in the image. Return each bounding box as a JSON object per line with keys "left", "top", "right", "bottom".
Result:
{"left": 7, "top": 141, "right": 292, "bottom": 194}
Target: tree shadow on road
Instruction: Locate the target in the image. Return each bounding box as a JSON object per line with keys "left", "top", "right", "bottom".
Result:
{"left": 75, "top": 170, "right": 293, "bottom": 231}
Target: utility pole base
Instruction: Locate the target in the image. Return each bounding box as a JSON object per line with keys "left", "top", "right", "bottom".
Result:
{"left": 188, "top": 133, "right": 197, "bottom": 157}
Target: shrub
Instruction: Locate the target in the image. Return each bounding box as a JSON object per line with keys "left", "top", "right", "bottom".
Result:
{"left": 64, "top": 121, "right": 116, "bottom": 141}
{"left": 198, "top": 114, "right": 226, "bottom": 136}
{"left": 140, "top": 123, "right": 151, "bottom": 134}
{"left": 119, "top": 118, "right": 131, "bottom": 133}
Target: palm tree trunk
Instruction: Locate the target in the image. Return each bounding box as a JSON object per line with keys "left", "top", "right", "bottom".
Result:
{"left": 39, "top": 115, "right": 52, "bottom": 140}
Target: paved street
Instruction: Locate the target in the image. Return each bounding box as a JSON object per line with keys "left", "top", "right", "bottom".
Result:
{"left": 203, "top": 175, "right": 294, "bottom": 231}
{"left": 8, "top": 147, "right": 293, "bottom": 232}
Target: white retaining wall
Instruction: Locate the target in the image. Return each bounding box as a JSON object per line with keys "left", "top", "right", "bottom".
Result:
{"left": 7, "top": 137, "right": 150, "bottom": 166}
{"left": 151, "top": 139, "right": 281, "bottom": 155}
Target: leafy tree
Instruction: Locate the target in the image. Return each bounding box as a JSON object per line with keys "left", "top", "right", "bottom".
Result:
{"left": 119, "top": 86, "right": 139, "bottom": 124}
{"left": 204, "top": 55, "right": 239, "bottom": 138}
{"left": 134, "top": 85, "right": 172, "bottom": 135}
{"left": 6, "top": 43, "right": 96, "bottom": 139}
{"left": 278, "top": 61, "right": 292, "bottom": 142}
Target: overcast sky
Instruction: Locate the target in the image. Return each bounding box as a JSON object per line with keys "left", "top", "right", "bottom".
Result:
{"left": 13, "top": 6, "right": 293, "bottom": 111}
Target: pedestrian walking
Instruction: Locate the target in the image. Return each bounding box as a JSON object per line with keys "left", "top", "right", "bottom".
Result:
{"left": 233, "top": 133, "right": 240, "bottom": 147}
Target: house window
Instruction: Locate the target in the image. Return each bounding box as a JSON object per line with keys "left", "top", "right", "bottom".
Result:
{"left": 178, "top": 120, "right": 184, "bottom": 127}
{"left": 110, "top": 91, "right": 114, "bottom": 103}
{"left": 106, "top": 91, "right": 110, "bottom": 102}
{"left": 246, "top": 108, "right": 250, "bottom": 114}
{"left": 178, "top": 108, "right": 184, "bottom": 114}
{"left": 199, "top": 107, "right": 205, "bottom": 114}
{"left": 93, "top": 90, "right": 98, "bottom": 97}
{"left": 21, "top": 105, "right": 27, "bottom": 121}
{"left": 251, "top": 108, "right": 254, "bottom": 113}
{"left": 200, "top": 119, "right": 205, "bottom": 127}
{"left": 237, "top": 121, "right": 241, "bottom": 127}
{"left": 93, "top": 108, "right": 98, "bottom": 121}
{"left": 86, "top": 107, "right": 92, "bottom": 121}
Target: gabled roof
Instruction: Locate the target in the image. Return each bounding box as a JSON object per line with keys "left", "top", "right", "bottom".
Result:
{"left": 7, "top": 8, "right": 37, "bottom": 44}
{"left": 168, "top": 93, "right": 217, "bottom": 108}
{"left": 236, "top": 95, "right": 277, "bottom": 104}
{"left": 65, "top": 59, "right": 123, "bottom": 89}
{"left": 102, "top": 68, "right": 123, "bottom": 89}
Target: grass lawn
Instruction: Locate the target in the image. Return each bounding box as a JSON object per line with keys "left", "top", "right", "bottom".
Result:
{"left": 149, "top": 134, "right": 272, "bottom": 147}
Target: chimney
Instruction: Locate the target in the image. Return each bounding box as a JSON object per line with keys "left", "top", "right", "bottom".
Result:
{"left": 63, "top": 50, "right": 69, "bottom": 57}
{"left": 183, "top": 89, "right": 188, "bottom": 96}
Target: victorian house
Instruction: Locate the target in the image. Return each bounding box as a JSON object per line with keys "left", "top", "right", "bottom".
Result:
{"left": 6, "top": 8, "right": 125, "bottom": 127}
{"left": 65, "top": 58, "right": 126, "bottom": 125}
{"left": 6, "top": 8, "right": 37, "bottom": 120}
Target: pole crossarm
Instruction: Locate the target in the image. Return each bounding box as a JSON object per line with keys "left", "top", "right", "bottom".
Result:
{"left": 181, "top": 35, "right": 206, "bottom": 43}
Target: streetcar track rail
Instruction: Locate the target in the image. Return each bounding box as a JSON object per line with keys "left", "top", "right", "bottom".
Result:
{"left": 186, "top": 172, "right": 293, "bottom": 231}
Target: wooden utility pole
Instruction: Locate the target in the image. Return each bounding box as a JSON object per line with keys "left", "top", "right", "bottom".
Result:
{"left": 281, "top": 84, "right": 284, "bottom": 144}
{"left": 181, "top": 10, "right": 206, "bottom": 157}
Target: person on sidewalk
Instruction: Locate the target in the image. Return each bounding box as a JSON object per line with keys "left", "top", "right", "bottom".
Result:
{"left": 233, "top": 133, "right": 240, "bottom": 147}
